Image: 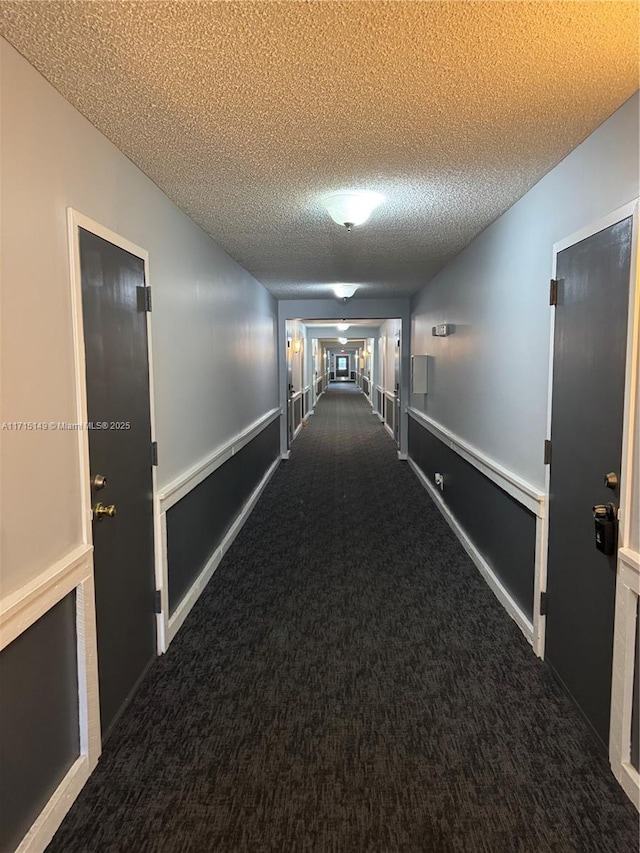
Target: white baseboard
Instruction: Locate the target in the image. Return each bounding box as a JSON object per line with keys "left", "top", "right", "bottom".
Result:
{"left": 15, "top": 755, "right": 92, "bottom": 853}
{"left": 408, "top": 457, "right": 534, "bottom": 645}
{"left": 384, "top": 422, "right": 394, "bottom": 440}
{"left": 616, "top": 762, "right": 640, "bottom": 810}
{"left": 280, "top": 450, "right": 291, "bottom": 460}
{"left": 166, "top": 457, "right": 280, "bottom": 646}
{"left": 397, "top": 451, "right": 408, "bottom": 461}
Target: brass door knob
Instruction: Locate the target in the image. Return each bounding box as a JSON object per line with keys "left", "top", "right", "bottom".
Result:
{"left": 93, "top": 502, "right": 116, "bottom": 520}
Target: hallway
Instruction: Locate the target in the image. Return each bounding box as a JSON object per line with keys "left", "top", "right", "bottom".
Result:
{"left": 46, "top": 385, "right": 637, "bottom": 852}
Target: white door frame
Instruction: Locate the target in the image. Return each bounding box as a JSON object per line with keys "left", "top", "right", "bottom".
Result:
{"left": 67, "top": 211, "right": 164, "bottom": 678}
{"left": 538, "top": 199, "right": 639, "bottom": 803}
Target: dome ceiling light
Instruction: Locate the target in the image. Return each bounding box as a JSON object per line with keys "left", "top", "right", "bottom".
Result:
{"left": 319, "top": 191, "right": 384, "bottom": 232}
{"left": 336, "top": 323, "right": 350, "bottom": 331}
{"left": 332, "top": 284, "right": 358, "bottom": 300}
{"left": 338, "top": 337, "right": 348, "bottom": 345}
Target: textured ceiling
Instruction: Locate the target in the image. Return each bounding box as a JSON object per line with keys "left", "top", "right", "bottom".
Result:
{"left": 0, "top": 1, "right": 638, "bottom": 299}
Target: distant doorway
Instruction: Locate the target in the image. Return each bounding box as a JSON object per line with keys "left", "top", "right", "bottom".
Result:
{"left": 336, "top": 355, "right": 349, "bottom": 378}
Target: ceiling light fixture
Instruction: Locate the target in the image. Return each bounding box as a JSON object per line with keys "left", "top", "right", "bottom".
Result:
{"left": 338, "top": 337, "right": 348, "bottom": 345}
{"left": 320, "top": 191, "right": 384, "bottom": 232}
{"left": 336, "top": 323, "right": 350, "bottom": 331}
{"left": 332, "top": 284, "right": 358, "bottom": 300}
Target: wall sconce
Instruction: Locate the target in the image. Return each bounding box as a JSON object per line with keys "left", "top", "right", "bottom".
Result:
{"left": 294, "top": 339, "right": 302, "bottom": 352}
{"left": 320, "top": 191, "right": 384, "bottom": 231}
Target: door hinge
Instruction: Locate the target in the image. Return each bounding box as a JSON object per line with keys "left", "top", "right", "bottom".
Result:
{"left": 549, "top": 279, "right": 558, "bottom": 306}
{"left": 145, "top": 287, "right": 153, "bottom": 312}
{"left": 151, "top": 441, "right": 158, "bottom": 466}
{"left": 540, "top": 591, "right": 548, "bottom": 616}
{"left": 154, "top": 590, "right": 162, "bottom": 613}
{"left": 544, "top": 439, "right": 552, "bottom": 465}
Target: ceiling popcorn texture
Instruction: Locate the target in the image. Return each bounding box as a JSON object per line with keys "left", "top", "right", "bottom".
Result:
{"left": 0, "top": 1, "right": 638, "bottom": 299}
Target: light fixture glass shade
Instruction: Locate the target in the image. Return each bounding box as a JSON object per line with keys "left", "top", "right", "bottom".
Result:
{"left": 336, "top": 323, "right": 350, "bottom": 331}
{"left": 332, "top": 284, "right": 358, "bottom": 299}
{"left": 320, "top": 191, "right": 384, "bottom": 227}
{"left": 338, "top": 337, "right": 348, "bottom": 345}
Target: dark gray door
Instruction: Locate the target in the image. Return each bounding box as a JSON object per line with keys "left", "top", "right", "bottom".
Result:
{"left": 79, "top": 228, "right": 156, "bottom": 738}
{"left": 546, "top": 217, "right": 632, "bottom": 748}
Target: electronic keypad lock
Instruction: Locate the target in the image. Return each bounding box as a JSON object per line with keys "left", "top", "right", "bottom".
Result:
{"left": 593, "top": 502, "right": 618, "bottom": 556}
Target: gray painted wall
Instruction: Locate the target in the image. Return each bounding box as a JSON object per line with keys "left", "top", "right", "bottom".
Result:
{"left": 1, "top": 37, "right": 279, "bottom": 598}
{"left": 410, "top": 92, "right": 639, "bottom": 493}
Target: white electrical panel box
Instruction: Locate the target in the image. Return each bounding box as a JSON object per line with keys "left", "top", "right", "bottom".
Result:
{"left": 411, "top": 355, "right": 429, "bottom": 394}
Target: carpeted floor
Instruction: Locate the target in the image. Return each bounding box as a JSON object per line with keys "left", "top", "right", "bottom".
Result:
{"left": 48, "top": 385, "right": 639, "bottom": 852}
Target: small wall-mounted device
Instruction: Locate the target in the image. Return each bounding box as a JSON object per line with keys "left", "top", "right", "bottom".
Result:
{"left": 432, "top": 324, "right": 451, "bottom": 337}
{"left": 411, "top": 355, "right": 428, "bottom": 394}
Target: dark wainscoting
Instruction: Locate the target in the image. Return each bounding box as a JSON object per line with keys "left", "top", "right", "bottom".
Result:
{"left": 166, "top": 418, "right": 280, "bottom": 614}
{"left": 408, "top": 417, "right": 536, "bottom": 618}
{"left": 0, "top": 593, "right": 79, "bottom": 852}
{"left": 632, "top": 597, "right": 639, "bottom": 771}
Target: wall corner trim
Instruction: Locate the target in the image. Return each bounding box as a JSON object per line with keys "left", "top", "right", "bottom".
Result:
{"left": 407, "top": 407, "right": 545, "bottom": 517}
{"left": 157, "top": 407, "right": 281, "bottom": 512}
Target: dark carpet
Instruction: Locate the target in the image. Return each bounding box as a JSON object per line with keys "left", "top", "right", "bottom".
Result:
{"left": 48, "top": 384, "right": 639, "bottom": 852}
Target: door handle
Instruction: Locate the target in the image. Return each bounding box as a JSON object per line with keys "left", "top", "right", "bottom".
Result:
{"left": 93, "top": 502, "right": 117, "bottom": 520}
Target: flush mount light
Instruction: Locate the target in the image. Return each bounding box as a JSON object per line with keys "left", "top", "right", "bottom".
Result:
{"left": 336, "top": 323, "right": 350, "bottom": 332}
{"left": 338, "top": 337, "right": 348, "bottom": 345}
{"left": 319, "top": 191, "right": 384, "bottom": 231}
{"left": 332, "top": 284, "right": 358, "bottom": 300}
